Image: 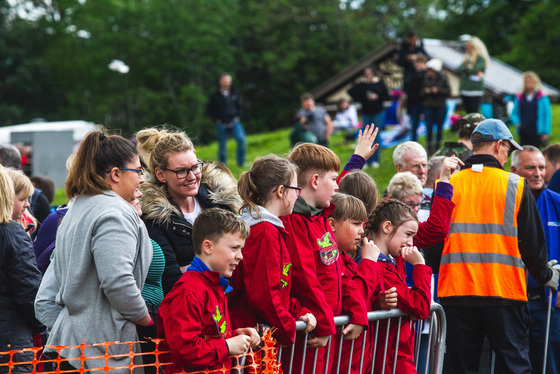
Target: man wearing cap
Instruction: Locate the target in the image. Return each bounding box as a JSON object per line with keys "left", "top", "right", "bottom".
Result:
{"left": 438, "top": 119, "right": 560, "bottom": 373}
{"left": 433, "top": 112, "right": 485, "bottom": 162}
{"left": 511, "top": 145, "right": 560, "bottom": 374}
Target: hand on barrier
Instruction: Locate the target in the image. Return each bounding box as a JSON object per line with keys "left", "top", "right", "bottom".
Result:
{"left": 379, "top": 287, "right": 398, "bottom": 309}
{"left": 545, "top": 259, "right": 560, "bottom": 291}
{"left": 235, "top": 327, "right": 261, "bottom": 347}
{"left": 307, "top": 335, "right": 329, "bottom": 349}
{"left": 354, "top": 124, "right": 379, "bottom": 161}
{"left": 439, "top": 155, "right": 465, "bottom": 183}
{"left": 401, "top": 246, "right": 425, "bottom": 266}
{"left": 342, "top": 323, "right": 364, "bottom": 340}
{"left": 227, "top": 334, "right": 254, "bottom": 356}
{"left": 298, "top": 313, "right": 317, "bottom": 333}
{"left": 361, "top": 237, "right": 380, "bottom": 262}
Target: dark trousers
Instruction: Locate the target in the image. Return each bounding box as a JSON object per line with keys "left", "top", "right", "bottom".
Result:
{"left": 528, "top": 299, "right": 560, "bottom": 374}
{"left": 443, "top": 304, "right": 532, "bottom": 374}
{"left": 409, "top": 104, "right": 424, "bottom": 142}
{"left": 519, "top": 132, "right": 542, "bottom": 148}
{"left": 424, "top": 106, "right": 447, "bottom": 149}
{"left": 462, "top": 95, "right": 482, "bottom": 114}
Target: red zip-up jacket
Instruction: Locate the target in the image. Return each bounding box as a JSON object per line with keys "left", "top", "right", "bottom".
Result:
{"left": 158, "top": 269, "right": 232, "bottom": 374}
{"left": 336, "top": 252, "right": 382, "bottom": 374}
{"left": 281, "top": 198, "right": 369, "bottom": 374}
{"left": 229, "top": 209, "right": 310, "bottom": 345}
{"left": 369, "top": 256, "right": 432, "bottom": 374}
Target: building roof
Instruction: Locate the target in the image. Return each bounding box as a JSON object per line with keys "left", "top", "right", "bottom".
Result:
{"left": 311, "top": 38, "right": 559, "bottom": 103}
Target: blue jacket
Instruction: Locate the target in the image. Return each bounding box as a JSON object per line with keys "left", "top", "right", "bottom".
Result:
{"left": 510, "top": 91, "right": 552, "bottom": 136}
{"left": 527, "top": 188, "right": 560, "bottom": 305}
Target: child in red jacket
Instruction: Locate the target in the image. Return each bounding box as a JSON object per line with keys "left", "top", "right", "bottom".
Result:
{"left": 229, "top": 154, "right": 317, "bottom": 346}
{"left": 280, "top": 143, "right": 369, "bottom": 374}
{"left": 157, "top": 208, "right": 260, "bottom": 374}
{"left": 363, "top": 199, "right": 432, "bottom": 374}
{"left": 328, "top": 193, "right": 381, "bottom": 373}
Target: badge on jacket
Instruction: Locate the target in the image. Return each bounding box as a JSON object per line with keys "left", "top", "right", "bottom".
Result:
{"left": 317, "top": 232, "right": 339, "bottom": 265}
{"left": 213, "top": 305, "right": 227, "bottom": 335}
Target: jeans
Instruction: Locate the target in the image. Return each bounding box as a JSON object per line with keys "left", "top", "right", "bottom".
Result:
{"left": 528, "top": 299, "right": 560, "bottom": 374}
{"left": 423, "top": 106, "right": 447, "bottom": 148}
{"left": 362, "top": 112, "right": 385, "bottom": 164}
{"left": 216, "top": 121, "right": 246, "bottom": 166}
{"left": 409, "top": 104, "right": 424, "bottom": 142}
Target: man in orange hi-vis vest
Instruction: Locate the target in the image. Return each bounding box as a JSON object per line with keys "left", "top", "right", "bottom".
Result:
{"left": 438, "top": 119, "right": 560, "bottom": 374}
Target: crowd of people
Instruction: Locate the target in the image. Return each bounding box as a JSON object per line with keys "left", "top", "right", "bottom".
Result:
{"left": 1, "top": 37, "right": 560, "bottom": 374}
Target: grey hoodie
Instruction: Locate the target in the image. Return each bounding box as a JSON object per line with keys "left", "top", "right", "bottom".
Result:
{"left": 240, "top": 205, "right": 284, "bottom": 228}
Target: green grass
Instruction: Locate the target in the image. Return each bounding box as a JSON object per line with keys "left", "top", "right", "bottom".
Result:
{"left": 52, "top": 104, "right": 560, "bottom": 206}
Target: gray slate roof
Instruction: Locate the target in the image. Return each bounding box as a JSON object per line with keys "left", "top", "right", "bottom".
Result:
{"left": 423, "top": 38, "right": 560, "bottom": 98}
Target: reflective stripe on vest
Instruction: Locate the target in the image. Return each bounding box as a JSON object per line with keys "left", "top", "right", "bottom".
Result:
{"left": 438, "top": 168, "right": 527, "bottom": 301}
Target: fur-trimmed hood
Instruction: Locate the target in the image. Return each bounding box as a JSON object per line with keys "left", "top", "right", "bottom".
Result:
{"left": 140, "top": 162, "right": 242, "bottom": 226}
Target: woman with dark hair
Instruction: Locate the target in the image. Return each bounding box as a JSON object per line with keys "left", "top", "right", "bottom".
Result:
{"left": 0, "top": 166, "right": 42, "bottom": 374}
{"left": 45, "top": 130, "right": 152, "bottom": 372}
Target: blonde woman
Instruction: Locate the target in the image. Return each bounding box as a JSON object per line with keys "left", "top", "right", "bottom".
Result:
{"left": 510, "top": 71, "right": 552, "bottom": 147}
{"left": 457, "top": 36, "right": 490, "bottom": 113}
{"left": 5, "top": 168, "right": 38, "bottom": 235}
{"left": 0, "top": 166, "right": 42, "bottom": 373}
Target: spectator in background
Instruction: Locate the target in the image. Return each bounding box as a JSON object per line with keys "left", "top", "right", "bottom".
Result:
{"left": 543, "top": 143, "right": 560, "bottom": 194}
{"left": 456, "top": 36, "right": 490, "bottom": 114}
{"left": 398, "top": 29, "right": 427, "bottom": 87}
{"left": 0, "top": 165, "right": 42, "bottom": 374}
{"left": 510, "top": 71, "right": 552, "bottom": 148}
{"left": 206, "top": 73, "right": 247, "bottom": 166}
{"left": 333, "top": 98, "right": 359, "bottom": 143}
{"left": 348, "top": 66, "right": 390, "bottom": 168}
{"left": 510, "top": 146, "right": 560, "bottom": 374}
{"left": 5, "top": 168, "right": 38, "bottom": 236}
{"left": 0, "top": 144, "right": 50, "bottom": 223}
{"left": 297, "top": 93, "right": 333, "bottom": 148}
{"left": 393, "top": 141, "right": 429, "bottom": 196}
{"left": 434, "top": 113, "right": 485, "bottom": 162}
{"left": 405, "top": 53, "right": 428, "bottom": 142}
{"left": 30, "top": 177, "right": 55, "bottom": 205}
{"left": 421, "top": 58, "right": 451, "bottom": 155}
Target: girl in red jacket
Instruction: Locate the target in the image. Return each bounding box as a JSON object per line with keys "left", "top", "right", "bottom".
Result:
{"left": 229, "top": 154, "right": 317, "bottom": 346}
{"left": 328, "top": 193, "right": 381, "bottom": 374}
{"left": 363, "top": 199, "right": 432, "bottom": 374}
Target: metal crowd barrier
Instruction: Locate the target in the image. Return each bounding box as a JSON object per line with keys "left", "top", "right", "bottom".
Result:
{"left": 276, "top": 303, "right": 446, "bottom": 374}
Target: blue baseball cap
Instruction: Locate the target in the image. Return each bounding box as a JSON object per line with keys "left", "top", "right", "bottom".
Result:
{"left": 471, "top": 119, "right": 523, "bottom": 150}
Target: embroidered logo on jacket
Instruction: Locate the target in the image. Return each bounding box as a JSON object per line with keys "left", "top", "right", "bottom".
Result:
{"left": 213, "top": 305, "right": 227, "bottom": 335}
{"left": 317, "top": 232, "right": 339, "bottom": 265}
{"left": 280, "top": 263, "right": 292, "bottom": 288}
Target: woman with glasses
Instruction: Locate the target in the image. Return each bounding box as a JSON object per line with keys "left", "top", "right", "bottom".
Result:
{"left": 44, "top": 130, "right": 152, "bottom": 372}
{"left": 136, "top": 127, "right": 242, "bottom": 295}
{"left": 0, "top": 166, "right": 42, "bottom": 373}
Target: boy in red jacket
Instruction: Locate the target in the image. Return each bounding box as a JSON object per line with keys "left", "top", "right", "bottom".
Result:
{"left": 157, "top": 208, "right": 260, "bottom": 374}
{"left": 281, "top": 143, "right": 369, "bottom": 374}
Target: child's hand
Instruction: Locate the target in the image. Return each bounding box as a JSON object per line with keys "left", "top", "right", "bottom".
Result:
{"left": 401, "top": 246, "right": 425, "bottom": 266}
{"left": 307, "top": 335, "right": 329, "bottom": 349}
{"left": 298, "top": 313, "right": 317, "bottom": 333}
{"left": 235, "top": 327, "right": 260, "bottom": 347}
{"left": 342, "top": 324, "right": 364, "bottom": 340}
{"left": 439, "top": 155, "right": 464, "bottom": 183}
{"left": 379, "top": 287, "right": 398, "bottom": 309}
{"left": 353, "top": 124, "right": 379, "bottom": 161}
{"left": 226, "top": 334, "right": 252, "bottom": 356}
{"left": 361, "top": 237, "right": 380, "bottom": 262}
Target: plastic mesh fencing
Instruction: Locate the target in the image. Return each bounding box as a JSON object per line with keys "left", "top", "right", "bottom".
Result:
{"left": 0, "top": 329, "right": 281, "bottom": 374}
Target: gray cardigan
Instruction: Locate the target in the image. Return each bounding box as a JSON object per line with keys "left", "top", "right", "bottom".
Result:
{"left": 46, "top": 191, "right": 152, "bottom": 371}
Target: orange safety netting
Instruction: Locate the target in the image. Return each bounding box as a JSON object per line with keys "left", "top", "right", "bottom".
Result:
{"left": 0, "top": 329, "right": 281, "bottom": 374}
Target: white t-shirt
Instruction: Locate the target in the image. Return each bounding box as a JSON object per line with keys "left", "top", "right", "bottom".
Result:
{"left": 183, "top": 198, "right": 202, "bottom": 225}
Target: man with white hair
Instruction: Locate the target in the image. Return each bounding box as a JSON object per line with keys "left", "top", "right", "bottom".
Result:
{"left": 511, "top": 145, "right": 560, "bottom": 374}
{"left": 393, "top": 141, "right": 429, "bottom": 201}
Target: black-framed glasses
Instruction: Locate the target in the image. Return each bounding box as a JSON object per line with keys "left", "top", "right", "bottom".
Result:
{"left": 502, "top": 141, "right": 513, "bottom": 157}
{"left": 273, "top": 185, "right": 302, "bottom": 197}
{"left": 163, "top": 162, "right": 203, "bottom": 179}
{"left": 119, "top": 168, "right": 143, "bottom": 177}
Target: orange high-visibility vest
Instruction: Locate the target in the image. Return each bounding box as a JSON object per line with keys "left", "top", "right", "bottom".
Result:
{"left": 438, "top": 165, "right": 527, "bottom": 301}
